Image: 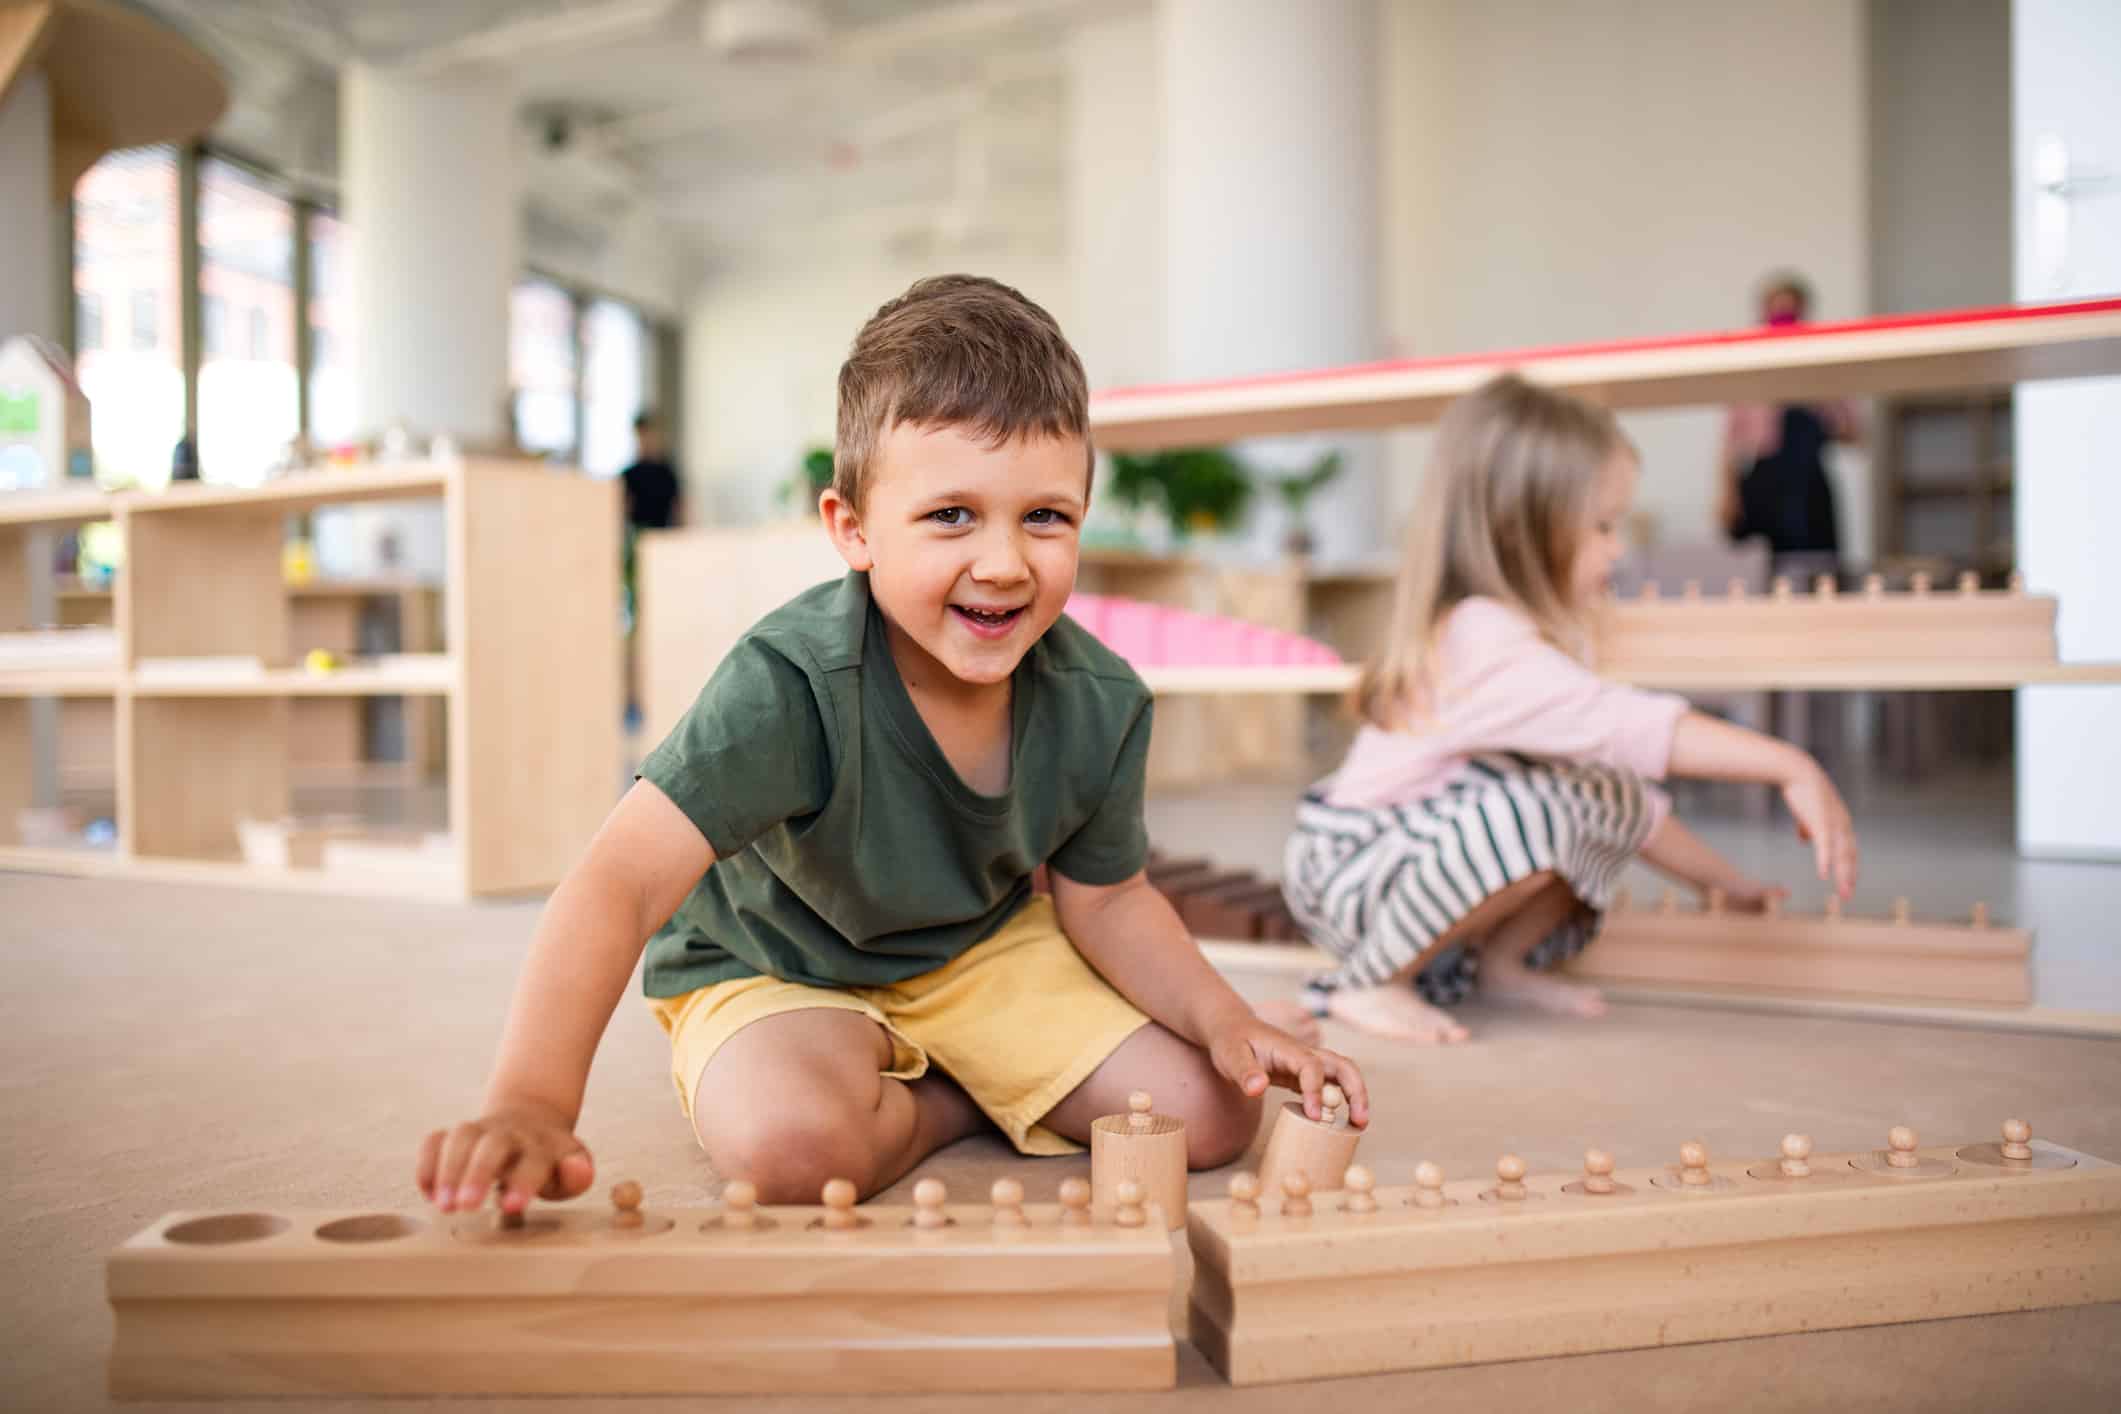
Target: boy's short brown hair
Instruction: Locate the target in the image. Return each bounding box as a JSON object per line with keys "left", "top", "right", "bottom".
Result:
{"left": 834, "top": 274, "right": 1091, "bottom": 510}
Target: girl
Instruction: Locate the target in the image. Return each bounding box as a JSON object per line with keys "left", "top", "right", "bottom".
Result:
{"left": 1283, "top": 373, "right": 1859, "bottom": 1044}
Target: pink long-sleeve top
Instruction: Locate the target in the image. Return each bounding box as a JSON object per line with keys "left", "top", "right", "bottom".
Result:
{"left": 1322, "top": 597, "right": 1689, "bottom": 834}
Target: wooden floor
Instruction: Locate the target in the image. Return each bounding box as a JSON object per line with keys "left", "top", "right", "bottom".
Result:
{"left": 4, "top": 864, "right": 2120, "bottom": 1411}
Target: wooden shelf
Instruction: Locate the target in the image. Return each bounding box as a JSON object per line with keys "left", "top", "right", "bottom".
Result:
{"left": 3, "top": 458, "right": 619, "bottom": 898}
{"left": 0, "top": 670, "right": 119, "bottom": 696}
{"left": 129, "top": 657, "right": 455, "bottom": 697}
{"left": 1139, "top": 659, "right": 2121, "bottom": 697}
{"left": 0, "top": 486, "right": 121, "bottom": 527}
{"left": 1089, "top": 297, "right": 2121, "bottom": 450}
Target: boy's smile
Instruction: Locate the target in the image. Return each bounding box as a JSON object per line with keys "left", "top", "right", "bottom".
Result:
{"left": 821, "top": 421, "right": 1088, "bottom": 700}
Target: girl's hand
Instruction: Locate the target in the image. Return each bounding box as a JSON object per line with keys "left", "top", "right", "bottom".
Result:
{"left": 1723, "top": 877, "right": 1790, "bottom": 914}
{"left": 1780, "top": 760, "right": 1858, "bottom": 900}
{"left": 1205, "top": 1014, "right": 1370, "bottom": 1128}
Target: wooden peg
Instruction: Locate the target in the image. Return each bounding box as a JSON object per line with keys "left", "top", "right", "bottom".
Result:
{"left": 1639, "top": 580, "right": 1660, "bottom": 601}
{"left": 1814, "top": 573, "right": 1836, "bottom": 599}
{"left": 989, "top": 1177, "right": 1027, "bottom": 1228}
{"left": 1892, "top": 897, "right": 1911, "bottom": 925}
{"left": 2007, "top": 570, "right": 2026, "bottom": 594}
{"left": 1256, "top": 1090, "right": 1363, "bottom": 1197}
{"left": 1779, "top": 1134, "right": 1812, "bottom": 1179}
{"left": 1958, "top": 569, "right": 1980, "bottom": 595}
{"left": 1824, "top": 893, "right": 1843, "bottom": 921}
{"left": 1726, "top": 576, "right": 1748, "bottom": 599}
{"left": 1113, "top": 1180, "right": 1147, "bottom": 1229}
{"left": 1058, "top": 1177, "right": 1092, "bottom": 1227}
{"left": 1762, "top": 892, "right": 1782, "bottom": 918}
{"left": 821, "top": 1178, "right": 859, "bottom": 1230}
{"left": 1682, "top": 579, "right": 1702, "bottom": 601}
{"left": 1411, "top": 1161, "right": 1446, "bottom": 1209}
{"left": 1705, "top": 887, "right": 1726, "bottom": 914}
{"left": 1772, "top": 575, "right": 1793, "bottom": 601}
{"left": 497, "top": 1207, "right": 525, "bottom": 1231}
{"left": 1228, "top": 1171, "right": 1261, "bottom": 1219}
{"left": 2001, "top": 1118, "right": 2033, "bottom": 1162}
{"left": 1092, "top": 1090, "right": 1188, "bottom": 1230}
{"left": 1887, "top": 1126, "right": 1920, "bottom": 1168}
{"left": 1342, "top": 1165, "right": 1378, "bottom": 1214}
{"left": 1911, "top": 570, "right": 1932, "bottom": 595}
{"left": 1679, "top": 1141, "right": 1712, "bottom": 1187}
{"left": 609, "top": 1180, "right": 644, "bottom": 1230}
{"left": 1278, "top": 1171, "right": 1313, "bottom": 1219}
{"left": 720, "top": 1179, "right": 761, "bottom": 1230}
{"left": 1581, "top": 1149, "right": 1617, "bottom": 1195}
{"left": 1659, "top": 887, "right": 1678, "bottom": 916}
{"left": 1494, "top": 1154, "right": 1529, "bottom": 1202}
{"left": 1863, "top": 572, "right": 1884, "bottom": 599}
{"left": 912, "top": 1178, "right": 948, "bottom": 1229}
{"left": 1970, "top": 901, "right": 1990, "bottom": 928}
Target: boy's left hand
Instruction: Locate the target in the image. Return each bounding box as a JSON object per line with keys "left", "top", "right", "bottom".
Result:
{"left": 1205, "top": 1010, "right": 1369, "bottom": 1128}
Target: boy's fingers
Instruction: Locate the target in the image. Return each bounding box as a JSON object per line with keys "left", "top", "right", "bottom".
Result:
{"left": 545, "top": 1146, "right": 596, "bottom": 1200}
{"left": 499, "top": 1146, "right": 557, "bottom": 1213}
{"left": 432, "top": 1122, "right": 485, "bottom": 1210}
{"left": 455, "top": 1130, "right": 521, "bottom": 1212}
{"left": 1322, "top": 1053, "right": 1370, "bottom": 1126}
{"left": 1294, "top": 1054, "right": 1326, "bottom": 1117}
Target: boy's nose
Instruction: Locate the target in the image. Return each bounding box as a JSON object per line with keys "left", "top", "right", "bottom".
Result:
{"left": 971, "top": 532, "right": 1029, "bottom": 583}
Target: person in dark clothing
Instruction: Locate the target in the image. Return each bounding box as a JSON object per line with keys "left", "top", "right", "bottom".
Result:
{"left": 1717, "top": 273, "right": 1860, "bottom": 558}
{"left": 620, "top": 411, "right": 682, "bottom": 532}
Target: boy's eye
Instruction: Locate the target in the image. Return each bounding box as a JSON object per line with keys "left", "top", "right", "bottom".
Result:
{"left": 928, "top": 507, "right": 969, "bottom": 527}
{"left": 1025, "top": 508, "right": 1071, "bottom": 527}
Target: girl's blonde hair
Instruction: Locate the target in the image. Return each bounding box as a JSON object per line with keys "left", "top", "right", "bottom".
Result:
{"left": 1354, "top": 372, "right": 1632, "bottom": 729}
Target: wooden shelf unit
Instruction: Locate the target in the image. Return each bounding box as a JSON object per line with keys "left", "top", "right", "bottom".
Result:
{"left": 0, "top": 460, "right": 620, "bottom": 897}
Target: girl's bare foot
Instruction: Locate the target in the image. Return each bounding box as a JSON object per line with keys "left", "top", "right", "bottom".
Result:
{"left": 1325, "top": 985, "right": 1470, "bottom": 1045}
{"left": 1481, "top": 965, "right": 1608, "bottom": 1017}
{"left": 1255, "top": 998, "right": 1322, "bottom": 1046}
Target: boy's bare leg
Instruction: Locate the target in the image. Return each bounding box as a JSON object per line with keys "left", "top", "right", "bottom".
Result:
{"left": 1474, "top": 877, "right": 1607, "bottom": 1017}
{"left": 1039, "top": 1021, "right": 1260, "bottom": 1169}
{"left": 689, "top": 1008, "right": 988, "bottom": 1203}
{"left": 1319, "top": 869, "right": 1562, "bottom": 1046}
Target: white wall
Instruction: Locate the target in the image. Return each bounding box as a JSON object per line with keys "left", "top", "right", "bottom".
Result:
{"left": 2013, "top": 0, "right": 2121, "bottom": 858}
{"left": 1378, "top": 0, "right": 1871, "bottom": 559}
{"left": 683, "top": 247, "right": 1071, "bottom": 524}
{"left": 1065, "top": 8, "right": 1164, "bottom": 395}
{"left": 1868, "top": 0, "right": 2012, "bottom": 315}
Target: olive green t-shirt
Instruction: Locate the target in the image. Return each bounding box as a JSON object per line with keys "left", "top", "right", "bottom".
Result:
{"left": 637, "top": 572, "right": 1154, "bottom": 997}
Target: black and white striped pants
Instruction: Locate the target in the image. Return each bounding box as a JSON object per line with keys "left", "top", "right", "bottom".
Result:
{"left": 1280, "top": 754, "right": 1658, "bottom": 1006}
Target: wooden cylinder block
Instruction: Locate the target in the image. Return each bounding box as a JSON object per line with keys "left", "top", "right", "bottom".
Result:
{"left": 1255, "top": 1098, "right": 1362, "bottom": 1197}
{"left": 1091, "top": 1092, "right": 1188, "bottom": 1231}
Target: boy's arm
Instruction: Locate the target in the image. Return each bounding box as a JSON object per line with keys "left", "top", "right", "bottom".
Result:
{"left": 417, "top": 780, "right": 714, "bottom": 1216}
{"left": 1667, "top": 710, "right": 1857, "bottom": 899}
{"left": 1048, "top": 869, "right": 1369, "bottom": 1128}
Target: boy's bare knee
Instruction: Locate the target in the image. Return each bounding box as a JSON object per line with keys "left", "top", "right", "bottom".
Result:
{"left": 703, "top": 1106, "right": 884, "bottom": 1204}
{"left": 1184, "top": 1084, "right": 1261, "bottom": 1170}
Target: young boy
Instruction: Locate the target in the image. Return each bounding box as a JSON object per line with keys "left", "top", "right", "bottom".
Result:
{"left": 418, "top": 275, "right": 1367, "bottom": 1216}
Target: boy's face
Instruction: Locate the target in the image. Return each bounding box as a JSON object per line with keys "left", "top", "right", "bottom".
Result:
{"left": 821, "top": 421, "right": 1087, "bottom": 691}
{"left": 1569, "top": 450, "right": 1638, "bottom": 605}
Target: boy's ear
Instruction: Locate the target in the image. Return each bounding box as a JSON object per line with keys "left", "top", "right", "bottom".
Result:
{"left": 818, "top": 486, "right": 874, "bottom": 572}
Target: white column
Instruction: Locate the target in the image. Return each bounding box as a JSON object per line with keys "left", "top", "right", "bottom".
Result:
{"left": 2013, "top": 0, "right": 2121, "bottom": 858}
{"left": 1, "top": 69, "right": 61, "bottom": 807}
{"left": 342, "top": 63, "right": 518, "bottom": 446}
{"left": 1157, "top": 0, "right": 1381, "bottom": 563}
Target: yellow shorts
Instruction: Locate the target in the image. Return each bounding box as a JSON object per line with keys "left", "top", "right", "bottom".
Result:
{"left": 645, "top": 896, "right": 1150, "bottom": 1156}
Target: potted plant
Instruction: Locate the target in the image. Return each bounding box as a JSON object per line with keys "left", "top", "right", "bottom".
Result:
{"left": 1105, "top": 446, "right": 1255, "bottom": 543}
{"left": 1271, "top": 449, "right": 1342, "bottom": 557}
{"left": 780, "top": 445, "right": 836, "bottom": 514}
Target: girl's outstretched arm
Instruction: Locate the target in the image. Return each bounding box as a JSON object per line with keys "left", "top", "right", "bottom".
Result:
{"left": 1666, "top": 711, "right": 1858, "bottom": 899}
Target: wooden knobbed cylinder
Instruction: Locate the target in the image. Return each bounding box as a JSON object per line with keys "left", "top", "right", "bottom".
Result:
{"left": 1255, "top": 1084, "right": 1362, "bottom": 1197}
{"left": 1090, "top": 1090, "right": 1188, "bottom": 1231}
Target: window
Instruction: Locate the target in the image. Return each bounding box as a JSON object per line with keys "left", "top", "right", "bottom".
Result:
{"left": 580, "top": 299, "right": 649, "bottom": 478}
{"left": 202, "top": 294, "right": 229, "bottom": 356}
{"left": 74, "top": 147, "right": 182, "bottom": 489}
{"left": 197, "top": 157, "right": 297, "bottom": 487}
{"left": 510, "top": 279, "right": 577, "bottom": 458}
{"left": 306, "top": 209, "right": 355, "bottom": 448}
{"left": 129, "top": 290, "right": 159, "bottom": 350}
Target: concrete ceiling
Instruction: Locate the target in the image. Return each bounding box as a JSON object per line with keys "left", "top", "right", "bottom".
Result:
{"left": 122, "top": 0, "right": 1121, "bottom": 266}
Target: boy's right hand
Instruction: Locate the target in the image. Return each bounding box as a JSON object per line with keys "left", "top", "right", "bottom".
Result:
{"left": 416, "top": 1102, "right": 595, "bottom": 1216}
{"left": 1780, "top": 758, "right": 1858, "bottom": 900}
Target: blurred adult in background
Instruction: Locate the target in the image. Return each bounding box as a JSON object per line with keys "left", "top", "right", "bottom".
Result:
{"left": 620, "top": 410, "right": 682, "bottom": 533}
{"left": 1717, "top": 272, "right": 1861, "bottom": 570}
